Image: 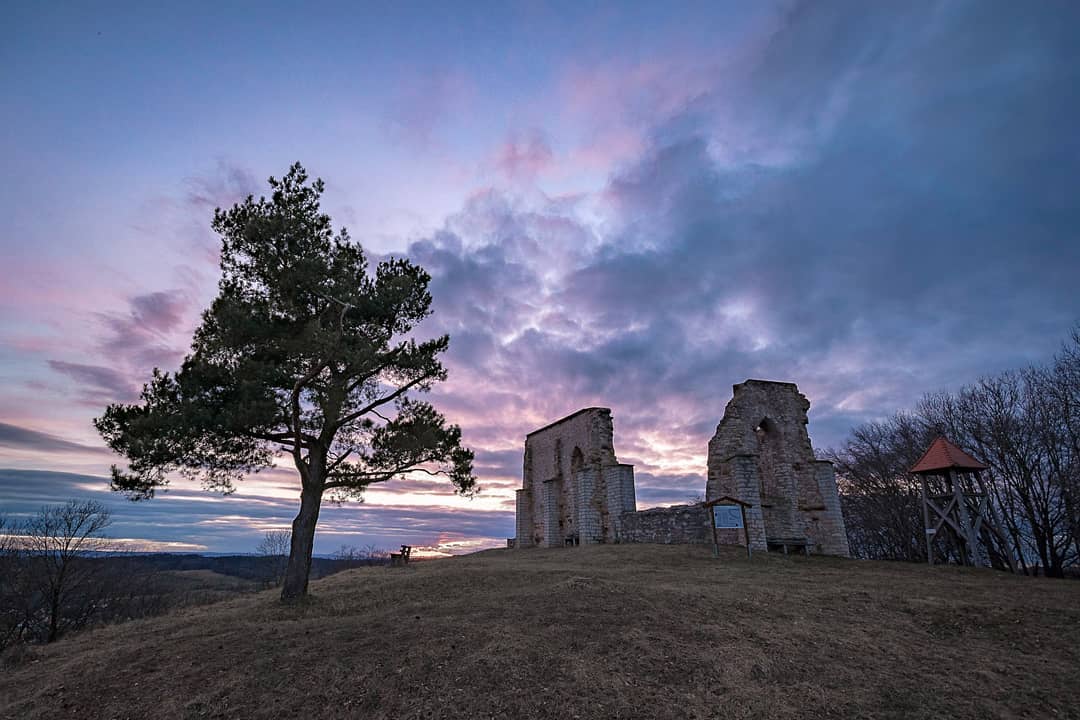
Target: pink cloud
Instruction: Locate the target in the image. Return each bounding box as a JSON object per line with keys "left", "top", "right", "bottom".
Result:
{"left": 491, "top": 128, "right": 554, "bottom": 183}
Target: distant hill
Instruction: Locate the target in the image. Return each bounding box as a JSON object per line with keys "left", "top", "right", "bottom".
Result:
{"left": 2, "top": 545, "right": 1078, "bottom": 719}
{"left": 93, "top": 552, "right": 377, "bottom": 583}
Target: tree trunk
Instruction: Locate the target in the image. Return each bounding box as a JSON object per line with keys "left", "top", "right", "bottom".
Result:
{"left": 47, "top": 588, "right": 61, "bottom": 643}
{"left": 281, "top": 483, "right": 323, "bottom": 602}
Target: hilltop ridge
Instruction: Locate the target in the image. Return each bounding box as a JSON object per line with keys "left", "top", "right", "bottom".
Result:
{"left": 2, "top": 545, "right": 1078, "bottom": 719}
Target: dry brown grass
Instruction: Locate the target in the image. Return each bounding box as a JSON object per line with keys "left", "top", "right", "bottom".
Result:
{"left": 2, "top": 544, "right": 1078, "bottom": 719}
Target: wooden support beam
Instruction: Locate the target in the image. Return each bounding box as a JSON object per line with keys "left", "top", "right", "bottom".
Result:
{"left": 951, "top": 470, "right": 979, "bottom": 566}
{"left": 926, "top": 495, "right": 965, "bottom": 537}
{"left": 921, "top": 477, "right": 933, "bottom": 565}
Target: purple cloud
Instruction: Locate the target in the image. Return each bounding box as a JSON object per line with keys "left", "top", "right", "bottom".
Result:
{"left": 0, "top": 422, "right": 111, "bottom": 455}
{"left": 47, "top": 360, "right": 139, "bottom": 405}
{"left": 96, "top": 290, "right": 191, "bottom": 368}
{"left": 185, "top": 161, "right": 258, "bottom": 212}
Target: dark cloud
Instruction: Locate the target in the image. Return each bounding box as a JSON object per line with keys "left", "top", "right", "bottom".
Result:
{"left": 47, "top": 360, "right": 139, "bottom": 405}
{"left": 129, "top": 291, "right": 188, "bottom": 333}
{"left": 0, "top": 422, "right": 109, "bottom": 455}
{"left": 407, "top": 0, "right": 1080, "bottom": 469}
{"left": 49, "top": 287, "right": 196, "bottom": 406}
{"left": 185, "top": 160, "right": 258, "bottom": 212}
{"left": 471, "top": 448, "right": 521, "bottom": 481}
{"left": 96, "top": 290, "right": 191, "bottom": 369}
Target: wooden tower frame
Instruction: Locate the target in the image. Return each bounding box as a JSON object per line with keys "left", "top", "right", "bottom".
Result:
{"left": 911, "top": 437, "right": 1017, "bottom": 572}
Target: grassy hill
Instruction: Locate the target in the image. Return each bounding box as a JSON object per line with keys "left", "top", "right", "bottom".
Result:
{"left": 2, "top": 544, "right": 1078, "bottom": 719}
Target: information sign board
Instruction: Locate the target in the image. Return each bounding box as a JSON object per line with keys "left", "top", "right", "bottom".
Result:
{"left": 712, "top": 504, "right": 744, "bottom": 529}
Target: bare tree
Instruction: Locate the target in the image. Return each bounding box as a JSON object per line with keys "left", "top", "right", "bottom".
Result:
{"left": 1041, "top": 328, "right": 1080, "bottom": 560}
{"left": 333, "top": 543, "right": 390, "bottom": 569}
{"left": 361, "top": 543, "right": 390, "bottom": 564}
{"left": 833, "top": 326, "right": 1080, "bottom": 576}
{"left": 919, "top": 372, "right": 1075, "bottom": 576}
{"left": 21, "top": 500, "right": 112, "bottom": 642}
{"left": 826, "top": 412, "right": 945, "bottom": 562}
{"left": 0, "top": 513, "right": 10, "bottom": 553}
{"left": 255, "top": 529, "right": 291, "bottom": 587}
{"left": 0, "top": 513, "right": 24, "bottom": 651}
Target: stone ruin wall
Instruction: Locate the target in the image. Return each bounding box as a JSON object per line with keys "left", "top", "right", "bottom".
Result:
{"left": 619, "top": 504, "right": 711, "bottom": 545}
{"left": 706, "top": 380, "right": 849, "bottom": 556}
{"left": 514, "top": 380, "right": 850, "bottom": 556}
{"left": 515, "top": 408, "right": 636, "bottom": 548}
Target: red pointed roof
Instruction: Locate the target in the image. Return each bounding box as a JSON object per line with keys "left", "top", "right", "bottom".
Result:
{"left": 910, "top": 436, "right": 987, "bottom": 474}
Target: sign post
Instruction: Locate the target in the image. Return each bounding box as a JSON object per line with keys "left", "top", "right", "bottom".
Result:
{"left": 706, "top": 496, "right": 753, "bottom": 559}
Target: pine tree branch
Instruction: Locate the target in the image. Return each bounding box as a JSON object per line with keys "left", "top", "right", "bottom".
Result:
{"left": 332, "top": 375, "right": 430, "bottom": 433}
{"left": 344, "top": 345, "right": 407, "bottom": 396}
{"left": 326, "top": 448, "right": 353, "bottom": 474}
{"left": 323, "top": 457, "right": 446, "bottom": 489}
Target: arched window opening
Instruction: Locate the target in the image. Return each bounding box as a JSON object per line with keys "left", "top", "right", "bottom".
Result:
{"left": 570, "top": 447, "right": 584, "bottom": 476}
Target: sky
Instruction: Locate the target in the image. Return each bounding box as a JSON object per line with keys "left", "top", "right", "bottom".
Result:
{"left": 2, "top": 1, "right": 1079, "bottom": 556}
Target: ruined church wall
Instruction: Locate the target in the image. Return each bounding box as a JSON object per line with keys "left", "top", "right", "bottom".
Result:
{"left": 523, "top": 408, "right": 616, "bottom": 487}
{"left": 514, "top": 489, "right": 532, "bottom": 547}
{"left": 723, "top": 455, "right": 769, "bottom": 551}
{"left": 575, "top": 466, "right": 601, "bottom": 544}
{"left": 514, "top": 381, "right": 848, "bottom": 557}
{"left": 603, "top": 464, "right": 636, "bottom": 540}
{"left": 518, "top": 408, "right": 619, "bottom": 548}
{"left": 809, "top": 461, "right": 850, "bottom": 556}
{"left": 706, "top": 380, "right": 849, "bottom": 556}
{"left": 619, "top": 504, "right": 713, "bottom": 545}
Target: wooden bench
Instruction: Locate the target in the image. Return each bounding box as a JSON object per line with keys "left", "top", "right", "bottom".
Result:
{"left": 767, "top": 537, "right": 811, "bottom": 556}
{"left": 390, "top": 544, "right": 413, "bottom": 567}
